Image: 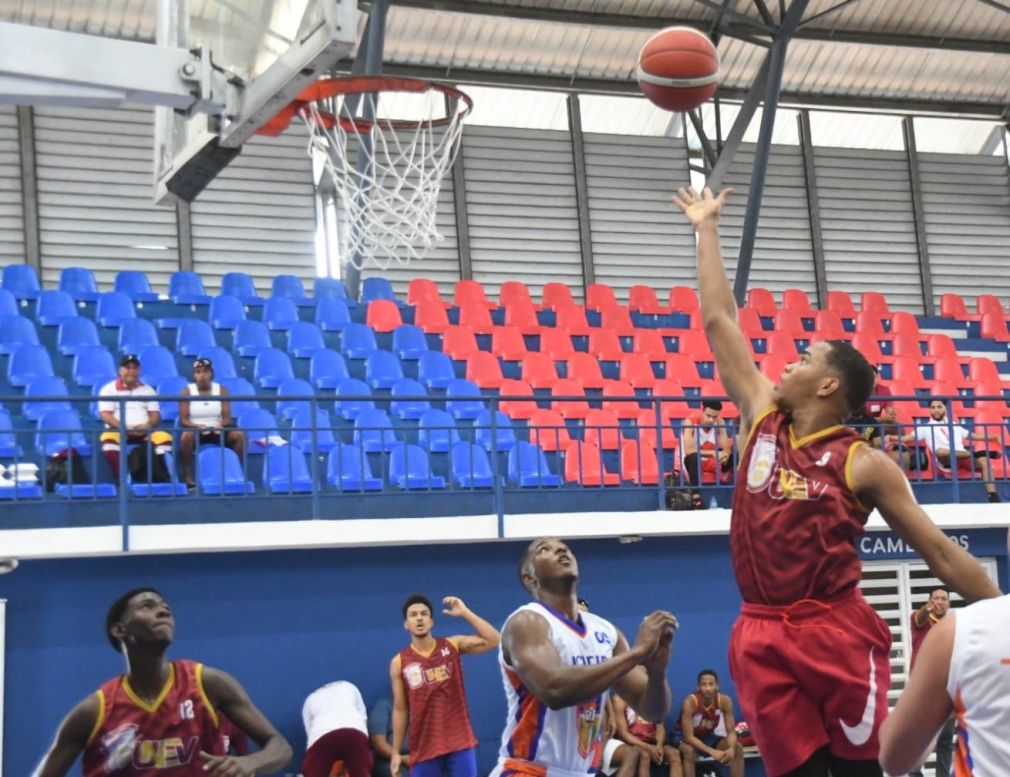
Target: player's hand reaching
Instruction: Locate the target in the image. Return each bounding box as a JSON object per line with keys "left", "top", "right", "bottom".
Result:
{"left": 391, "top": 753, "right": 404, "bottom": 777}
{"left": 442, "top": 596, "right": 470, "bottom": 617}
{"left": 671, "top": 186, "right": 733, "bottom": 229}
{"left": 634, "top": 611, "right": 678, "bottom": 672}
{"left": 198, "top": 752, "right": 253, "bottom": 777}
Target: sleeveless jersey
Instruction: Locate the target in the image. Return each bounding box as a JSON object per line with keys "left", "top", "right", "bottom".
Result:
{"left": 947, "top": 594, "right": 1010, "bottom": 777}
{"left": 732, "top": 407, "right": 869, "bottom": 605}
{"left": 186, "top": 382, "right": 223, "bottom": 428}
{"left": 82, "top": 660, "right": 224, "bottom": 776}
{"left": 399, "top": 637, "right": 478, "bottom": 762}
{"left": 492, "top": 602, "right": 618, "bottom": 777}
{"left": 624, "top": 707, "right": 657, "bottom": 743}
{"left": 688, "top": 692, "right": 726, "bottom": 738}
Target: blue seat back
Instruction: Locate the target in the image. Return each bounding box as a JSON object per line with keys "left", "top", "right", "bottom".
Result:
{"left": 315, "top": 298, "right": 351, "bottom": 332}
{"left": 0, "top": 288, "right": 18, "bottom": 316}
{"left": 237, "top": 408, "right": 280, "bottom": 445}
{"left": 36, "top": 290, "right": 78, "bottom": 326}
{"left": 417, "top": 352, "right": 454, "bottom": 389}
{"left": 451, "top": 442, "right": 494, "bottom": 485}
{"left": 353, "top": 408, "right": 397, "bottom": 452}
{"left": 24, "top": 376, "right": 71, "bottom": 422}
{"left": 340, "top": 323, "right": 378, "bottom": 358}
{"left": 9, "top": 344, "right": 54, "bottom": 386}
{"left": 334, "top": 378, "right": 375, "bottom": 420}
{"left": 0, "top": 408, "right": 18, "bottom": 454}
{"left": 290, "top": 407, "right": 337, "bottom": 453}
{"left": 219, "top": 376, "right": 259, "bottom": 414}
{"left": 263, "top": 445, "right": 311, "bottom": 490}
{"left": 36, "top": 409, "right": 88, "bottom": 456}
{"left": 96, "top": 292, "right": 136, "bottom": 327}
{"left": 392, "top": 325, "right": 428, "bottom": 359}
{"left": 474, "top": 409, "right": 517, "bottom": 451}
{"left": 361, "top": 277, "right": 395, "bottom": 304}
{"left": 2, "top": 264, "right": 41, "bottom": 298}
{"left": 275, "top": 377, "right": 314, "bottom": 420}
{"left": 314, "top": 278, "right": 350, "bottom": 301}
{"left": 263, "top": 297, "right": 300, "bottom": 330}
{"left": 445, "top": 378, "right": 485, "bottom": 419}
{"left": 57, "top": 316, "right": 100, "bottom": 355}
{"left": 136, "top": 346, "right": 178, "bottom": 383}
{"left": 390, "top": 378, "right": 430, "bottom": 420}
{"left": 0, "top": 315, "right": 40, "bottom": 353}
{"left": 209, "top": 294, "right": 247, "bottom": 329}
{"left": 508, "top": 441, "right": 559, "bottom": 486}
{"left": 221, "top": 272, "right": 259, "bottom": 301}
{"left": 254, "top": 348, "right": 294, "bottom": 387}
{"left": 287, "top": 321, "right": 325, "bottom": 355}
{"left": 118, "top": 318, "right": 159, "bottom": 354}
{"left": 197, "top": 446, "right": 248, "bottom": 487}
{"left": 195, "top": 346, "right": 237, "bottom": 379}
{"left": 309, "top": 349, "right": 349, "bottom": 389}
{"left": 233, "top": 320, "right": 271, "bottom": 356}
{"left": 169, "top": 271, "right": 208, "bottom": 303}
{"left": 176, "top": 319, "right": 216, "bottom": 356}
{"left": 327, "top": 443, "right": 378, "bottom": 487}
{"left": 114, "top": 270, "right": 157, "bottom": 301}
{"left": 417, "top": 409, "right": 460, "bottom": 453}
{"left": 59, "top": 267, "right": 99, "bottom": 300}
{"left": 271, "top": 274, "right": 308, "bottom": 301}
{"left": 154, "top": 375, "right": 190, "bottom": 422}
{"left": 365, "top": 350, "right": 404, "bottom": 388}
{"left": 73, "top": 345, "right": 116, "bottom": 387}
{"left": 388, "top": 443, "right": 435, "bottom": 485}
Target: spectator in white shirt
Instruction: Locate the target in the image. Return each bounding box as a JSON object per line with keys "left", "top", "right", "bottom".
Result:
{"left": 303, "top": 680, "right": 374, "bottom": 777}
{"left": 913, "top": 399, "right": 1000, "bottom": 503}
{"left": 98, "top": 354, "right": 171, "bottom": 477}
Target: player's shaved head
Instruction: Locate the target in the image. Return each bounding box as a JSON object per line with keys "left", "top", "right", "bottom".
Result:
{"left": 518, "top": 536, "right": 563, "bottom": 593}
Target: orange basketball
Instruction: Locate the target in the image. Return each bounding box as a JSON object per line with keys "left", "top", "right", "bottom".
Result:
{"left": 637, "top": 26, "right": 720, "bottom": 112}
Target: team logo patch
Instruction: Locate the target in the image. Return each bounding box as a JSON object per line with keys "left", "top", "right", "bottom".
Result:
{"left": 575, "top": 699, "right": 601, "bottom": 758}
{"left": 102, "top": 723, "right": 140, "bottom": 772}
{"left": 747, "top": 434, "right": 777, "bottom": 490}
{"left": 403, "top": 662, "right": 424, "bottom": 690}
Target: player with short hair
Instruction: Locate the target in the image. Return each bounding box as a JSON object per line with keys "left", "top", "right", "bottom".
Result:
{"left": 31, "top": 587, "right": 291, "bottom": 777}
{"left": 677, "top": 670, "right": 742, "bottom": 777}
{"left": 672, "top": 186, "right": 1000, "bottom": 777}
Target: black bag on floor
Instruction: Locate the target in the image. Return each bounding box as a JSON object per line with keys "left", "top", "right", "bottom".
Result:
{"left": 46, "top": 448, "right": 90, "bottom": 492}
{"left": 127, "top": 445, "right": 172, "bottom": 483}
{"left": 664, "top": 471, "right": 696, "bottom": 510}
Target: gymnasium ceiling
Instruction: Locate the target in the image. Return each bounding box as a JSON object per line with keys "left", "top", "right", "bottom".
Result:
{"left": 2, "top": 0, "right": 1009, "bottom": 119}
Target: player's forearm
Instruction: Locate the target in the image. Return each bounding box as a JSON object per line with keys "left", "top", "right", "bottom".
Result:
{"left": 371, "top": 735, "right": 395, "bottom": 760}
{"left": 629, "top": 670, "right": 671, "bottom": 727}
{"left": 928, "top": 543, "right": 1001, "bottom": 603}
{"left": 462, "top": 608, "right": 501, "bottom": 648}
{"left": 696, "top": 221, "right": 737, "bottom": 329}
{"left": 240, "top": 734, "right": 292, "bottom": 773}
{"left": 537, "top": 648, "right": 646, "bottom": 710}
{"left": 391, "top": 707, "right": 408, "bottom": 753}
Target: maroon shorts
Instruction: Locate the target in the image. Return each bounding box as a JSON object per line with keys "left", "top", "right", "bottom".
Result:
{"left": 303, "top": 728, "right": 374, "bottom": 777}
{"left": 728, "top": 589, "right": 891, "bottom": 776}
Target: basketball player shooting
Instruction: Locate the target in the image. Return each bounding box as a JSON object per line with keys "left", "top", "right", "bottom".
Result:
{"left": 671, "top": 186, "right": 1000, "bottom": 777}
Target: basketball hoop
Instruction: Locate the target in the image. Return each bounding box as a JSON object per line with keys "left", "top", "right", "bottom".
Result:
{"left": 258, "top": 76, "right": 473, "bottom": 271}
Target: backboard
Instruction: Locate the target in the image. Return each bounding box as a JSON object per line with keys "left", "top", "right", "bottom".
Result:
{"left": 154, "top": 0, "right": 358, "bottom": 205}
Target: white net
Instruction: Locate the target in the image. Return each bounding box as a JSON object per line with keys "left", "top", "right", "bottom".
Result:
{"left": 300, "top": 87, "right": 468, "bottom": 271}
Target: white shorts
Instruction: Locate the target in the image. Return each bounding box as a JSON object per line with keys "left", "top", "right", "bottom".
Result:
{"left": 600, "top": 739, "right": 626, "bottom": 777}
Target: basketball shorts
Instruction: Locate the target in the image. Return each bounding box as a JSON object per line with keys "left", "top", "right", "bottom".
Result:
{"left": 600, "top": 739, "right": 624, "bottom": 776}
{"left": 728, "top": 589, "right": 891, "bottom": 776}
{"left": 410, "top": 747, "right": 477, "bottom": 777}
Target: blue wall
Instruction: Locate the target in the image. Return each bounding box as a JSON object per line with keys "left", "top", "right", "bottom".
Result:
{"left": 3, "top": 535, "right": 746, "bottom": 777}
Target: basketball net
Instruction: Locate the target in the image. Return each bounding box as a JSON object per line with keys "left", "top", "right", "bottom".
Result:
{"left": 273, "top": 77, "right": 472, "bottom": 272}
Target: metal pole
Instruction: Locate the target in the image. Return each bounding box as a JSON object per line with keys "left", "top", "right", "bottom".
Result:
{"left": 797, "top": 110, "right": 828, "bottom": 308}
{"left": 448, "top": 91, "right": 473, "bottom": 281}
{"left": 15, "top": 107, "right": 40, "bottom": 275}
{"left": 902, "top": 116, "right": 936, "bottom": 316}
{"left": 567, "top": 94, "right": 596, "bottom": 293}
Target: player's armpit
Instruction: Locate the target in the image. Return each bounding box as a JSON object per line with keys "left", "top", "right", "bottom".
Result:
{"left": 201, "top": 666, "right": 292, "bottom": 769}
{"left": 31, "top": 693, "right": 101, "bottom": 777}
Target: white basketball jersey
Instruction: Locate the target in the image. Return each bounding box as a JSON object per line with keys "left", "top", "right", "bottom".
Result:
{"left": 491, "top": 602, "right": 618, "bottom": 777}
{"left": 946, "top": 593, "right": 1010, "bottom": 777}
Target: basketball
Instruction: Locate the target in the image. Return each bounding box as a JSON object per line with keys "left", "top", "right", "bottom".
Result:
{"left": 637, "top": 26, "right": 720, "bottom": 112}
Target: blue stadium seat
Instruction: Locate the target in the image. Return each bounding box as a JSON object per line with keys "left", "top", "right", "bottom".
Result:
{"left": 168, "top": 271, "right": 212, "bottom": 304}
{"left": 35, "top": 409, "right": 93, "bottom": 457}
{"left": 153, "top": 375, "right": 190, "bottom": 422}
{"left": 9, "top": 344, "right": 54, "bottom": 387}
{"left": 365, "top": 350, "right": 403, "bottom": 389}
{"left": 315, "top": 298, "right": 351, "bottom": 332}
{"left": 275, "top": 377, "right": 313, "bottom": 421}
{"left": 57, "top": 316, "right": 100, "bottom": 356}
{"left": 2, "top": 264, "right": 41, "bottom": 300}
{"left": 114, "top": 270, "right": 159, "bottom": 302}
{"left": 88, "top": 382, "right": 106, "bottom": 420}
{"left": 508, "top": 441, "right": 562, "bottom": 487}
{"left": 0, "top": 288, "right": 18, "bottom": 316}
{"left": 393, "top": 325, "right": 429, "bottom": 360}
{"left": 315, "top": 277, "right": 353, "bottom": 304}
{"left": 197, "top": 447, "right": 254, "bottom": 494}
{"left": 290, "top": 407, "right": 337, "bottom": 454}
{"left": 417, "top": 352, "right": 455, "bottom": 390}
{"left": 309, "top": 349, "right": 349, "bottom": 389}
{"left": 473, "top": 409, "right": 517, "bottom": 452}
{"left": 445, "top": 378, "right": 485, "bottom": 421}
{"left": 129, "top": 451, "right": 188, "bottom": 498}
{"left": 271, "top": 274, "right": 309, "bottom": 302}
{"left": 233, "top": 320, "right": 272, "bottom": 358}
{"left": 254, "top": 348, "right": 294, "bottom": 388}
{"left": 209, "top": 294, "right": 247, "bottom": 330}
{"left": 221, "top": 272, "right": 263, "bottom": 305}
{"left": 388, "top": 443, "right": 446, "bottom": 489}
{"left": 451, "top": 442, "right": 495, "bottom": 488}
{"left": 0, "top": 408, "right": 22, "bottom": 457}
{"left": 327, "top": 443, "right": 382, "bottom": 491}
{"left": 287, "top": 321, "right": 325, "bottom": 358}
{"left": 73, "top": 345, "right": 116, "bottom": 387}
{"left": 136, "top": 346, "right": 179, "bottom": 384}
{"left": 361, "top": 277, "right": 396, "bottom": 305}
{"left": 118, "top": 318, "right": 159, "bottom": 355}
{"left": 263, "top": 445, "right": 312, "bottom": 493}
{"left": 263, "top": 297, "right": 300, "bottom": 331}
{"left": 176, "top": 319, "right": 216, "bottom": 357}
{"left": 333, "top": 378, "right": 375, "bottom": 421}
{"left": 59, "top": 267, "right": 100, "bottom": 302}
{"left": 390, "top": 378, "right": 430, "bottom": 420}
{"left": 353, "top": 408, "right": 398, "bottom": 453}
{"left": 96, "top": 292, "right": 136, "bottom": 327}
{"left": 417, "top": 409, "right": 460, "bottom": 454}
{"left": 23, "top": 375, "right": 71, "bottom": 423}
{"left": 196, "top": 347, "right": 237, "bottom": 380}
{"left": 219, "top": 376, "right": 259, "bottom": 415}
{"left": 237, "top": 408, "right": 281, "bottom": 452}
{"left": 0, "top": 315, "right": 39, "bottom": 355}
{"left": 35, "top": 290, "right": 78, "bottom": 326}
{"left": 340, "top": 323, "right": 378, "bottom": 359}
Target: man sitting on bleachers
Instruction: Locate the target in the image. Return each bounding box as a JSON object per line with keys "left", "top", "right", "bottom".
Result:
{"left": 911, "top": 398, "right": 1000, "bottom": 502}
{"left": 98, "top": 354, "right": 172, "bottom": 479}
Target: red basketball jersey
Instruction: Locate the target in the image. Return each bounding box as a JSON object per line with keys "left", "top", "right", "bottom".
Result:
{"left": 732, "top": 408, "right": 869, "bottom": 605}
{"left": 625, "top": 707, "right": 657, "bottom": 742}
{"left": 83, "top": 660, "right": 225, "bottom": 777}
{"left": 688, "top": 692, "right": 722, "bottom": 736}
{"left": 399, "top": 637, "right": 478, "bottom": 763}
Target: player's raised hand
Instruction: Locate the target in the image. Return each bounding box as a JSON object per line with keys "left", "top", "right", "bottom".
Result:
{"left": 634, "top": 610, "right": 678, "bottom": 666}
{"left": 672, "top": 186, "right": 733, "bottom": 228}
{"left": 442, "top": 595, "right": 469, "bottom": 617}
{"left": 199, "top": 751, "right": 252, "bottom": 777}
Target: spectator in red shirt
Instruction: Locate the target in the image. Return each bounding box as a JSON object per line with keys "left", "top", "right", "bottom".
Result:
{"left": 906, "top": 588, "right": 954, "bottom": 777}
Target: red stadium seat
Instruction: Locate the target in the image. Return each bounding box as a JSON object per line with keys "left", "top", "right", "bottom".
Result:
{"left": 971, "top": 411, "right": 1010, "bottom": 478}
{"left": 851, "top": 333, "right": 887, "bottom": 367}
{"left": 601, "top": 379, "right": 640, "bottom": 419}
{"left": 629, "top": 285, "right": 670, "bottom": 315}
{"left": 747, "top": 287, "right": 777, "bottom": 317}
{"left": 499, "top": 281, "right": 535, "bottom": 309}
{"left": 542, "top": 282, "right": 575, "bottom": 311}
{"left": 980, "top": 312, "right": 1010, "bottom": 343}
{"left": 466, "top": 351, "right": 504, "bottom": 389}
{"left": 891, "top": 355, "right": 929, "bottom": 388}
{"left": 860, "top": 291, "right": 891, "bottom": 316}
{"left": 491, "top": 326, "right": 528, "bottom": 361}
{"left": 664, "top": 354, "right": 701, "bottom": 387}
{"left": 563, "top": 441, "right": 620, "bottom": 485}
{"left": 976, "top": 294, "right": 1006, "bottom": 319}
{"left": 760, "top": 353, "right": 793, "bottom": 382}
{"left": 772, "top": 309, "right": 807, "bottom": 337}
{"left": 555, "top": 305, "right": 593, "bottom": 335}
{"left": 588, "top": 329, "right": 625, "bottom": 361}
{"left": 765, "top": 331, "right": 799, "bottom": 358}
{"left": 458, "top": 303, "right": 495, "bottom": 334}
{"left": 649, "top": 381, "right": 692, "bottom": 421}
{"left": 528, "top": 408, "right": 571, "bottom": 452}
{"left": 891, "top": 333, "right": 926, "bottom": 362}
{"left": 414, "top": 300, "right": 451, "bottom": 334}
{"left": 503, "top": 302, "right": 542, "bottom": 335}
{"left": 566, "top": 352, "right": 605, "bottom": 389}
{"left": 698, "top": 379, "right": 739, "bottom": 420}
{"left": 407, "top": 278, "right": 444, "bottom": 306}
{"left": 675, "top": 329, "right": 713, "bottom": 359}
{"left": 455, "top": 279, "right": 491, "bottom": 308}
{"left": 498, "top": 379, "right": 537, "bottom": 420}
{"left": 599, "top": 306, "right": 636, "bottom": 337}
{"left": 782, "top": 288, "right": 813, "bottom": 313}
{"left": 926, "top": 334, "right": 961, "bottom": 362}
{"left": 633, "top": 329, "right": 668, "bottom": 358}
{"left": 586, "top": 283, "right": 618, "bottom": 312}
{"left": 669, "top": 286, "right": 700, "bottom": 314}
{"left": 854, "top": 311, "right": 887, "bottom": 337}
{"left": 621, "top": 440, "right": 660, "bottom": 485}
{"left": 583, "top": 409, "right": 621, "bottom": 450}
{"left": 441, "top": 325, "right": 479, "bottom": 360}
{"left": 939, "top": 293, "right": 978, "bottom": 322}
{"left": 539, "top": 328, "right": 575, "bottom": 359}
{"left": 932, "top": 357, "right": 969, "bottom": 389}
{"left": 737, "top": 307, "right": 764, "bottom": 337}
{"left": 827, "top": 291, "right": 855, "bottom": 317}
{"left": 889, "top": 311, "right": 921, "bottom": 337}
{"left": 552, "top": 379, "right": 591, "bottom": 420}
{"left": 522, "top": 352, "right": 560, "bottom": 389}
{"left": 636, "top": 409, "right": 680, "bottom": 449}
{"left": 969, "top": 357, "right": 1001, "bottom": 385}
{"left": 620, "top": 353, "right": 659, "bottom": 390}
{"left": 813, "top": 310, "right": 848, "bottom": 341}
{"left": 365, "top": 299, "right": 403, "bottom": 333}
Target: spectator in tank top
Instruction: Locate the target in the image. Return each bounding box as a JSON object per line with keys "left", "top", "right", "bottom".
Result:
{"left": 678, "top": 670, "right": 742, "bottom": 777}
{"left": 681, "top": 399, "right": 734, "bottom": 507}
{"left": 611, "top": 695, "right": 682, "bottom": 777}
{"left": 178, "top": 358, "right": 245, "bottom": 488}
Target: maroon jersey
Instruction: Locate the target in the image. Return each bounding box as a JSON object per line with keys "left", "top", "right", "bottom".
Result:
{"left": 83, "top": 660, "right": 225, "bottom": 776}
{"left": 688, "top": 692, "right": 723, "bottom": 736}
{"left": 624, "top": 707, "right": 657, "bottom": 742}
{"left": 910, "top": 612, "right": 942, "bottom": 668}
{"left": 399, "top": 637, "right": 478, "bottom": 762}
{"left": 732, "top": 408, "right": 870, "bottom": 605}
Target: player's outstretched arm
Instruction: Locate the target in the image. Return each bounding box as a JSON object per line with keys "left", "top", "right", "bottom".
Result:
{"left": 31, "top": 694, "right": 100, "bottom": 777}
{"left": 672, "top": 187, "right": 774, "bottom": 435}
{"left": 201, "top": 667, "right": 292, "bottom": 776}
{"left": 851, "top": 446, "right": 1001, "bottom": 602}
{"left": 443, "top": 595, "right": 501, "bottom": 654}
{"left": 879, "top": 614, "right": 956, "bottom": 775}
{"left": 611, "top": 613, "right": 677, "bottom": 724}
{"left": 389, "top": 655, "right": 409, "bottom": 777}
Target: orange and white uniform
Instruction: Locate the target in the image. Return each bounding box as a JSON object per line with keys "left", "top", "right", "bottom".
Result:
{"left": 491, "top": 602, "right": 617, "bottom": 777}
{"left": 946, "top": 594, "right": 1010, "bottom": 777}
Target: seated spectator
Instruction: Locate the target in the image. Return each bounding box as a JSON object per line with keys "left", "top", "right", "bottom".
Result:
{"left": 612, "top": 695, "right": 682, "bottom": 777}
{"left": 863, "top": 366, "right": 892, "bottom": 419}
{"left": 369, "top": 696, "right": 409, "bottom": 777}
{"left": 98, "top": 353, "right": 172, "bottom": 477}
{"left": 681, "top": 400, "right": 733, "bottom": 507}
{"left": 178, "top": 357, "right": 245, "bottom": 488}
{"left": 678, "top": 670, "right": 743, "bottom": 777}
{"left": 912, "top": 399, "right": 1000, "bottom": 502}
{"left": 848, "top": 403, "right": 919, "bottom": 472}
{"left": 303, "top": 680, "right": 373, "bottom": 777}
